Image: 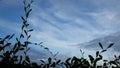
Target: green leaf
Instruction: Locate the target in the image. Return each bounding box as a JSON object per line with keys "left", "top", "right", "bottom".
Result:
{"left": 107, "top": 43, "right": 114, "bottom": 49}
{"left": 4, "top": 35, "right": 10, "bottom": 40}
{"left": 99, "top": 55, "right": 102, "bottom": 59}
{"left": 26, "top": 56, "right": 30, "bottom": 63}
{"left": 103, "top": 60, "right": 108, "bottom": 62}
{"left": 20, "top": 34, "right": 24, "bottom": 38}
{"left": 24, "top": 7, "right": 27, "bottom": 12}
{"left": 0, "top": 55, "right": 4, "bottom": 58}
{"left": 28, "top": 9, "right": 32, "bottom": 14}
{"left": 26, "top": 47, "right": 30, "bottom": 51}
{"left": 101, "top": 49, "right": 107, "bottom": 53}
{"left": 18, "top": 41, "right": 21, "bottom": 46}
{"left": 56, "top": 60, "right": 61, "bottom": 64}
{"left": 99, "top": 42, "right": 103, "bottom": 49}
{"left": 109, "top": 61, "right": 117, "bottom": 65}
{"left": 0, "top": 40, "right": 4, "bottom": 44}
{"left": 23, "top": 20, "right": 27, "bottom": 25}
{"left": 13, "top": 43, "right": 17, "bottom": 51}
{"left": 48, "top": 57, "right": 52, "bottom": 64}
{"left": 19, "top": 48, "right": 24, "bottom": 50}
{"left": 27, "top": 35, "right": 31, "bottom": 40}
{"left": 30, "top": 0, "right": 33, "bottom": 4}
{"left": 16, "top": 38, "right": 19, "bottom": 42}
{"left": 96, "top": 51, "right": 99, "bottom": 57}
{"left": 26, "top": 24, "right": 29, "bottom": 27}
{"left": 21, "top": 16, "right": 25, "bottom": 21}
{"left": 65, "top": 58, "right": 71, "bottom": 65}
{"left": 40, "top": 60, "right": 45, "bottom": 63}
{"left": 32, "top": 62, "right": 38, "bottom": 67}
{"left": 88, "top": 55, "right": 94, "bottom": 64}
{"left": 5, "top": 43, "right": 11, "bottom": 47}
{"left": 8, "top": 34, "right": 15, "bottom": 40}
{"left": 27, "top": 3, "right": 30, "bottom": 8}
{"left": 28, "top": 29, "right": 33, "bottom": 32}
{"left": 44, "top": 47, "right": 49, "bottom": 50}
{"left": 24, "top": 30, "right": 28, "bottom": 36}
{"left": 23, "top": 0, "right": 26, "bottom": 5}
{"left": 0, "top": 46, "right": 3, "bottom": 51}
{"left": 51, "top": 62, "right": 56, "bottom": 67}
{"left": 21, "top": 25, "right": 24, "bottom": 30}
{"left": 26, "top": 9, "right": 32, "bottom": 18}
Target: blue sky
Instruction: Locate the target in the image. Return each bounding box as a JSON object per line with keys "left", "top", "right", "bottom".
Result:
{"left": 0, "top": 0, "right": 120, "bottom": 58}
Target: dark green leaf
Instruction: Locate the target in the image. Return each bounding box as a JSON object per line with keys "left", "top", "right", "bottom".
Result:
{"left": 27, "top": 3, "right": 30, "bottom": 8}
{"left": 101, "top": 50, "right": 107, "bottom": 53}
{"left": 28, "top": 29, "right": 33, "bottom": 32}
{"left": 96, "top": 51, "right": 99, "bottom": 57}
{"left": 26, "top": 9, "right": 32, "bottom": 18}
{"left": 0, "top": 40, "right": 4, "bottom": 44}
{"left": 48, "top": 57, "right": 52, "bottom": 64}
{"left": 13, "top": 43, "right": 17, "bottom": 51}
{"left": 24, "top": 30, "right": 28, "bottom": 36}
{"left": 20, "top": 34, "right": 24, "bottom": 38}
{"left": 32, "top": 62, "right": 38, "bottom": 67}
{"left": 21, "top": 16, "right": 25, "bottom": 21}
{"left": 38, "top": 42, "right": 43, "bottom": 46}
{"left": 95, "top": 58, "right": 101, "bottom": 64}
{"left": 27, "top": 47, "right": 30, "bottom": 51}
{"left": 44, "top": 47, "right": 49, "bottom": 50}
{"left": 27, "top": 35, "right": 31, "bottom": 40}
{"left": 30, "top": 0, "right": 33, "bottom": 4}
{"left": 109, "top": 61, "right": 117, "bottom": 65}
{"left": 107, "top": 43, "right": 114, "bottom": 49}
{"left": 40, "top": 60, "right": 45, "bottom": 63}
{"left": 103, "top": 60, "right": 108, "bottom": 62}
{"left": 99, "top": 55, "right": 103, "bottom": 59}
{"left": 22, "top": 25, "right": 24, "bottom": 30}
{"left": 18, "top": 41, "right": 21, "bottom": 46}
{"left": 0, "top": 55, "right": 4, "bottom": 58}
{"left": 24, "top": 7, "right": 27, "bottom": 12}
{"left": 19, "top": 48, "right": 24, "bottom": 50}
{"left": 26, "top": 56, "right": 30, "bottom": 63}
{"left": 23, "top": 0, "right": 26, "bottom": 5}
{"left": 89, "top": 55, "right": 94, "bottom": 63}
{"left": 56, "top": 60, "right": 61, "bottom": 64}
{"left": 5, "top": 43, "right": 11, "bottom": 47}
{"left": 0, "top": 46, "right": 3, "bottom": 51}
{"left": 52, "top": 62, "right": 56, "bottom": 67}
{"left": 28, "top": 9, "right": 32, "bottom": 14}
{"left": 8, "top": 34, "right": 15, "bottom": 40}
{"left": 16, "top": 38, "right": 19, "bottom": 42}
{"left": 4, "top": 35, "right": 10, "bottom": 40}
{"left": 23, "top": 20, "right": 27, "bottom": 25}
{"left": 99, "top": 42, "right": 103, "bottom": 49}
{"left": 65, "top": 58, "right": 71, "bottom": 65}
{"left": 24, "top": 51, "right": 26, "bottom": 55}
{"left": 26, "top": 24, "right": 29, "bottom": 27}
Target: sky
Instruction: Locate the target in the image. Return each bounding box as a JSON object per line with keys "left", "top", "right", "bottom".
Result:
{"left": 0, "top": 0, "right": 120, "bottom": 59}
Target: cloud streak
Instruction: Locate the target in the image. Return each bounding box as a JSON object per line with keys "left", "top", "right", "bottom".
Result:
{"left": 0, "top": 0, "right": 120, "bottom": 58}
{"left": 28, "top": 0, "right": 120, "bottom": 57}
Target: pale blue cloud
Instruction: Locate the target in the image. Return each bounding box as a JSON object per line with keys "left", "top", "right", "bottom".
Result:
{"left": 28, "top": 0, "right": 120, "bottom": 57}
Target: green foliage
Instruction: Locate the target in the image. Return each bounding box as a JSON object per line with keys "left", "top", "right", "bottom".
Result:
{"left": 0, "top": 0, "right": 120, "bottom": 68}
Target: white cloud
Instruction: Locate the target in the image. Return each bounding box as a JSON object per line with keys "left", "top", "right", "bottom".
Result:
{"left": 89, "top": 11, "right": 120, "bottom": 34}
{"left": 29, "top": 0, "right": 120, "bottom": 57}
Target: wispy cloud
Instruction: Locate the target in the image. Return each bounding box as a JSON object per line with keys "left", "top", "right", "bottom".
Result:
{"left": 0, "top": 19, "right": 21, "bottom": 35}
{"left": 0, "top": 0, "right": 120, "bottom": 58}
{"left": 28, "top": 0, "right": 120, "bottom": 57}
